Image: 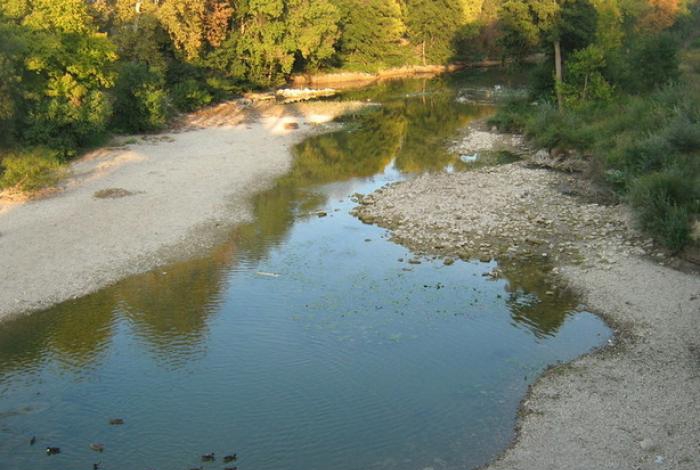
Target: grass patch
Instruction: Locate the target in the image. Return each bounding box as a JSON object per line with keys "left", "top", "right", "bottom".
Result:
{"left": 0, "top": 147, "right": 65, "bottom": 192}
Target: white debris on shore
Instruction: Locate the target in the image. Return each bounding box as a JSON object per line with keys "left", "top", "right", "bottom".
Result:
{"left": 275, "top": 88, "right": 337, "bottom": 102}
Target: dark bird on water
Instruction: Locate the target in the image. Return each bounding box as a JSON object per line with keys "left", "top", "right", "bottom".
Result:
{"left": 201, "top": 453, "right": 215, "bottom": 462}
{"left": 93, "top": 463, "right": 100, "bottom": 470}
{"left": 90, "top": 443, "right": 105, "bottom": 452}
{"left": 109, "top": 418, "right": 125, "bottom": 425}
{"left": 46, "top": 447, "right": 61, "bottom": 455}
{"left": 223, "top": 454, "right": 237, "bottom": 463}
{"left": 29, "top": 436, "right": 36, "bottom": 446}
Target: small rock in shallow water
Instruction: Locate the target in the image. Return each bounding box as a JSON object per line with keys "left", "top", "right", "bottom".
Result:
{"left": 443, "top": 258, "right": 455, "bottom": 265}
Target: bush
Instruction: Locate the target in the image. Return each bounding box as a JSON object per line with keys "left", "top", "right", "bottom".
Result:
{"left": 23, "top": 86, "right": 112, "bottom": 159}
{"left": 524, "top": 104, "right": 593, "bottom": 150}
{"left": 627, "top": 34, "right": 681, "bottom": 93}
{"left": 620, "top": 133, "right": 678, "bottom": 174}
{"left": 628, "top": 171, "right": 699, "bottom": 251}
{"left": 663, "top": 115, "right": 700, "bottom": 152}
{"left": 0, "top": 147, "right": 64, "bottom": 192}
{"left": 205, "top": 76, "right": 243, "bottom": 101}
{"left": 487, "top": 96, "right": 530, "bottom": 132}
{"left": 171, "top": 79, "right": 213, "bottom": 112}
{"left": 111, "top": 62, "right": 171, "bottom": 133}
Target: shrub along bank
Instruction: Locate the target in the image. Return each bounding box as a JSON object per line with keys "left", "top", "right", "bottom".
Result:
{"left": 488, "top": 3, "right": 700, "bottom": 252}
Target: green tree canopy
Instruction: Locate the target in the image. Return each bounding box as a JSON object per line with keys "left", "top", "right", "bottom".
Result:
{"left": 332, "top": 0, "right": 407, "bottom": 69}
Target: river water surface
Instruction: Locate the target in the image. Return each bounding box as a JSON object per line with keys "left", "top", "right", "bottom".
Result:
{"left": 0, "top": 72, "right": 610, "bottom": 470}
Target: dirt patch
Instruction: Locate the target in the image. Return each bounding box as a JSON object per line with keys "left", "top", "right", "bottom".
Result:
{"left": 93, "top": 188, "right": 137, "bottom": 199}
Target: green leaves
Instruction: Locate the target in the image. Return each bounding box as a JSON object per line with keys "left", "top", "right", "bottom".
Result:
{"left": 1, "top": 3, "right": 117, "bottom": 154}
{"left": 404, "top": 0, "right": 466, "bottom": 64}
{"left": 229, "top": 0, "right": 340, "bottom": 85}
{"left": 333, "top": 0, "right": 406, "bottom": 69}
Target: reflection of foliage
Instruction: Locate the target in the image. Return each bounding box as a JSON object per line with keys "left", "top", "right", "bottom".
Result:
{"left": 117, "top": 242, "right": 236, "bottom": 364}
{"left": 294, "top": 112, "right": 404, "bottom": 181}
{"left": 0, "top": 241, "right": 236, "bottom": 375}
{"left": 0, "top": 290, "right": 116, "bottom": 376}
{"left": 0, "top": 77, "right": 495, "bottom": 376}
{"left": 200, "top": 78, "right": 492, "bottom": 264}
{"left": 497, "top": 258, "right": 578, "bottom": 338}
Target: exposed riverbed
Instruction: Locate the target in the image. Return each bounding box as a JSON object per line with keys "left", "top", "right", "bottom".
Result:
{"left": 0, "top": 73, "right": 618, "bottom": 470}
{"left": 356, "top": 121, "right": 700, "bottom": 470}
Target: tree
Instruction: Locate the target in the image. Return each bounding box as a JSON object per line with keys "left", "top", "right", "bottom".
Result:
{"left": 111, "top": 62, "right": 170, "bottom": 132}
{"left": 332, "top": 0, "right": 406, "bottom": 69}
{"left": 21, "top": 0, "right": 95, "bottom": 33}
{"left": 403, "top": 0, "right": 466, "bottom": 64}
{"left": 0, "top": 20, "right": 27, "bottom": 146}
{"left": 559, "top": 44, "right": 614, "bottom": 107}
{"left": 158, "top": 0, "right": 235, "bottom": 60}
{"left": 229, "top": 0, "right": 340, "bottom": 85}
{"left": 1, "top": 0, "right": 117, "bottom": 155}
{"left": 498, "top": 0, "right": 597, "bottom": 109}
{"left": 21, "top": 30, "right": 117, "bottom": 154}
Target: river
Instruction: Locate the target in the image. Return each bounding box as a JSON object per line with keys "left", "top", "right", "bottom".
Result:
{"left": 0, "top": 70, "right": 610, "bottom": 470}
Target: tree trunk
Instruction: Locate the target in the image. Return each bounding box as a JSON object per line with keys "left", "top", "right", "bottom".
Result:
{"left": 133, "top": 1, "right": 141, "bottom": 32}
{"left": 554, "top": 40, "right": 563, "bottom": 111}
{"left": 422, "top": 40, "right": 426, "bottom": 66}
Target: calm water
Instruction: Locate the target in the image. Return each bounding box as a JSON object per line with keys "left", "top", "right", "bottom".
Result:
{"left": 0, "top": 72, "right": 610, "bottom": 470}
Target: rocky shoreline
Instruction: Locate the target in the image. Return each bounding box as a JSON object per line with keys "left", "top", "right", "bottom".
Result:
{"left": 352, "top": 126, "right": 700, "bottom": 470}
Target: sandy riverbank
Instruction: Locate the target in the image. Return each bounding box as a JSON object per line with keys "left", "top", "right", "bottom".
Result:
{"left": 0, "top": 99, "right": 364, "bottom": 319}
{"left": 354, "top": 129, "right": 700, "bottom": 469}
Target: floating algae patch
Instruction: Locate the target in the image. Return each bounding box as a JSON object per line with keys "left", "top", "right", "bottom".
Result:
{"left": 0, "top": 73, "right": 609, "bottom": 470}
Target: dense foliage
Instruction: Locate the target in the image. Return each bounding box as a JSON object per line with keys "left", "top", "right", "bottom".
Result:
{"left": 489, "top": 0, "right": 700, "bottom": 251}
{"left": 1, "top": 0, "right": 697, "bottom": 257}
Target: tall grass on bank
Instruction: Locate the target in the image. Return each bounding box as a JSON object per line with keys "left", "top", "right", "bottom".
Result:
{"left": 0, "top": 148, "right": 65, "bottom": 193}
{"left": 489, "top": 80, "right": 700, "bottom": 252}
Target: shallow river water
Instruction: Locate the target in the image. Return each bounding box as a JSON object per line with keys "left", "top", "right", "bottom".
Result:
{"left": 0, "top": 72, "right": 610, "bottom": 470}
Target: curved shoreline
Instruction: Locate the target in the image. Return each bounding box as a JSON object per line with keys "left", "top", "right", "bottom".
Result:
{"left": 355, "top": 137, "right": 699, "bottom": 468}
{"left": 0, "top": 100, "right": 364, "bottom": 320}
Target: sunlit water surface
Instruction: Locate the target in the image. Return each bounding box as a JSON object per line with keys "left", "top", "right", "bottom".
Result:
{"left": 0, "top": 71, "right": 610, "bottom": 470}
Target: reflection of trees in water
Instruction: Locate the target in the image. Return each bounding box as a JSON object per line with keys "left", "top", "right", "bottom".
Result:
{"left": 0, "top": 290, "right": 116, "bottom": 376}
{"left": 233, "top": 106, "right": 408, "bottom": 262}
{"left": 0, "top": 78, "right": 494, "bottom": 376}
{"left": 116, "top": 242, "right": 236, "bottom": 367}
{"left": 394, "top": 96, "right": 490, "bottom": 173}
{"left": 497, "top": 259, "right": 579, "bottom": 338}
